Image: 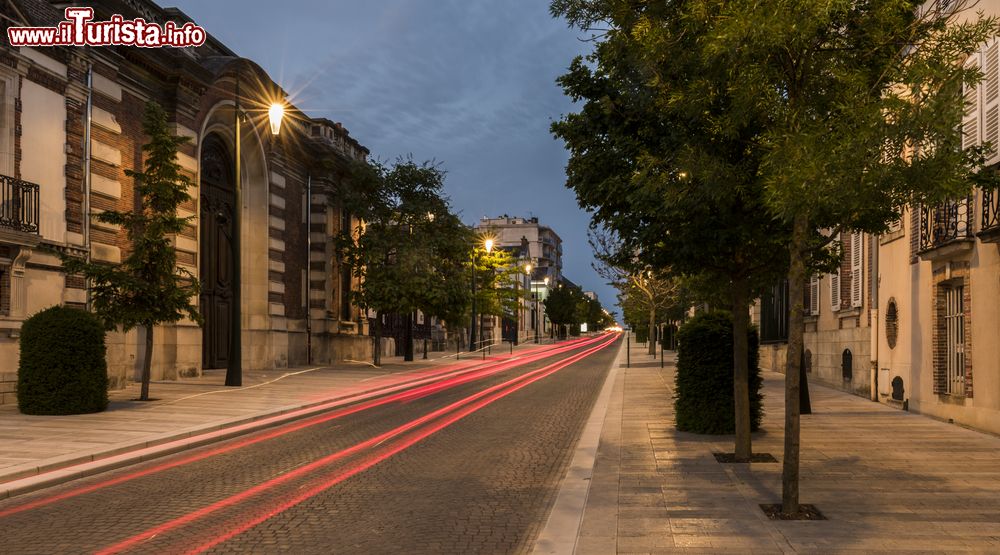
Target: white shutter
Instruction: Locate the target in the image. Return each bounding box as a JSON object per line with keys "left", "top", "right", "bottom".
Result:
{"left": 809, "top": 275, "right": 820, "bottom": 316}
{"left": 851, "top": 232, "right": 863, "bottom": 308}
{"left": 983, "top": 39, "right": 999, "bottom": 164}
{"left": 964, "top": 51, "right": 982, "bottom": 151}
{"left": 830, "top": 234, "right": 842, "bottom": 311}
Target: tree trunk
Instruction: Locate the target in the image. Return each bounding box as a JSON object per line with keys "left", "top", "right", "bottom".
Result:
{"left": 647, "top": 307, "right": 656, "bottom": 356}
{"left": 782, "top": 212, "right": 809, "bottom": 516}
{"left": 373, "top": 311, "right": 383, "bottom": 367}
{"left": 732, "top": 277, "right": 751, "bottom": 462}
{"left": 140, "top": 323, "right": 153, "bottom": 401}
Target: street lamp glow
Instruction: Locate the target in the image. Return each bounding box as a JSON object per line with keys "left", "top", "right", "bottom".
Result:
{"left": 484, "top": 238, "right": 494, "bottom": 253}
{"left": 268, "top": 102, "right": 285, "bottom": 135}
{"left": 544, "top": 277, "right": 550, "bottom": 286}
{"left": 525, "top": 263, "right": 532, "bottom": 274}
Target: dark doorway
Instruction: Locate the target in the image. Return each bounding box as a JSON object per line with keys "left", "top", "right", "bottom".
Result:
{"left": 199, "top": 135, "right": 235, "bottom": 369}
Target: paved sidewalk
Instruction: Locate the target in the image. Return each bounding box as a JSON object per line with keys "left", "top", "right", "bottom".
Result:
{"left": 0, "top": 341, "right": 545, "bottom": 494}
{"left": 570, "top": 339, "right": 1000, "bottom": 553}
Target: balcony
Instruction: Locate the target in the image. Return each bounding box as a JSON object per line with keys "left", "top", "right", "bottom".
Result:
{"left": 918, "top": 196, "right": 974, "bottom": 261}
{"left": 981, "top": 187, "right": 1000, "bottom": 243}
{"left": 0, "top": 175, "right": 40, "bottom": 236}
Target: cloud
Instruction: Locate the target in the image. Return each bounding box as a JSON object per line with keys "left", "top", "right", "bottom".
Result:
{"left": 170, "top": 0, "right": 618, "bottom": 311}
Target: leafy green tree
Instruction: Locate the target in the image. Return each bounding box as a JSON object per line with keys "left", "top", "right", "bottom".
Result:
{"left": 61, "top": 102, "right": 200, "bottom": 401}
{"left": 554, "top": 0, "right": 999, "bottom": 514}
{"left": 541, "top": 283, "right": 576, "bottom": 338}
{"left": 334, "top": 157, "right": 472, "bottom": 365}
{"left": 552, "top": 4, "right": 792, "bottom": 462}
{"left": 694, "top": 0, "right": 998, "bottom": 515}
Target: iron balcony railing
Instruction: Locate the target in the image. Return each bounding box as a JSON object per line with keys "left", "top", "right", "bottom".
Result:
{"left": 919, "top": 196, "right": 973, "bottom": 252}
{"left": 0, "top": 174, "right": 40, "bottom": 234}
{"left": 983, "top": 187, "right": 1000, "bottom": 235}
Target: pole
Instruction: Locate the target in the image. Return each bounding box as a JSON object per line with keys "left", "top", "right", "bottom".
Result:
{"left": 533, "top": 281, "right": 539, "bottom": 344}
{"left": 226, "top": 67, "right": 243, "bottom": 387}
{"left": 305, "top": 174, "right": 312, "bottom": 365}
{"left": 660, "top": 324, "right": 664, "bottom": 368}
{"left": 470, "top": 252, "right": 477, "bottom": 352}
{"left": 626, "top": 332, "right": 630, "bottom": 368}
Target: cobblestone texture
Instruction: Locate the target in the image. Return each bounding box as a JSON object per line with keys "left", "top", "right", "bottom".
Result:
{"left": 0, "top": 337, "right": 619, "bottom": 555}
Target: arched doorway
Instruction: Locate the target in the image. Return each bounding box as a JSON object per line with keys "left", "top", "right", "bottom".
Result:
{"left": 199, "top": 134, "right": 235, "bottom": 369}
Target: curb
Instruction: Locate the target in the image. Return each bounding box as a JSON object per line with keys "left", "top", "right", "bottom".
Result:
{"left": 0, "top": 365, "right": 449, "bottom": 501}
{"left": 532, "top": 335, "right": 626, "bottom": 555}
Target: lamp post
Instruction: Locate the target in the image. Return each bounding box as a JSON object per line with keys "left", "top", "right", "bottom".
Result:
{"left": 470, "top": 237, "right": 494, "bottom": 352}
{"left": 226, "top": 65, "right": 284, "bottom": 387}
{"left": 543, "top": 276, "right": 550, "bottom": 341}
{"left": 524, "top": 263, "right": 532, "bottom": 345}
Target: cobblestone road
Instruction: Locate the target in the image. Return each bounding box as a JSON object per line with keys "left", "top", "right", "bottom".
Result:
{"left": 0, "top": 335, "right": 620, "bottom": 555}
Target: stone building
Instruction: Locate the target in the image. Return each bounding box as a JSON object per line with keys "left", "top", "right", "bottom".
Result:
{"left": 474, "top": 215, "right": 559, "bottom": 343}
{"left": 874, "top": 4, "right": 1000, "bottom": 434}
{"left": 0, "top": 0, "right": 370, "bottom": 403}
{"left": 757, "top": 232, "right": 876, "bottom": 398}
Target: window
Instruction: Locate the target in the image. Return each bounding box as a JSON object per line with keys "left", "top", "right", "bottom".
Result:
{"left": 850, "top": 232, "right": 863, "bottom": 308}
{"left": 340, "top": 263, "right": 352, "bottom": 322}
{"left": 808, "top": 275, "right": 820, "bottom": 316}
{"left": 830, "top": 233, "right": 842, "bottom": 311}
{"left": 945, "top": 286, "right": 966, "bottom": 395}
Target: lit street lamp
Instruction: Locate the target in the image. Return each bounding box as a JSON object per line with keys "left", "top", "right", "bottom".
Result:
{"left": 470, "top": 236, "right": 494, "bottom": 352}
{"left": 226, "top": 62, "right": 284, "bottom": 388}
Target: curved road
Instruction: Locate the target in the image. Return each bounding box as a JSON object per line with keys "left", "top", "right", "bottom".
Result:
{"left": 0, "top": 334, "right": 621, "bottom": 555}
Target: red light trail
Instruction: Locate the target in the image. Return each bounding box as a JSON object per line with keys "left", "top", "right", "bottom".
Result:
{"left": 0, "top": 335, "right": 610, "bottom": 519}
{"left": 95, "top": 334, "right": 618, "bottom": 555}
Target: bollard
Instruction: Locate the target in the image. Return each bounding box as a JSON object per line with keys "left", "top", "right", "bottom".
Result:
{"left": 660, "top": 334, "right": 664, "bottom": 368}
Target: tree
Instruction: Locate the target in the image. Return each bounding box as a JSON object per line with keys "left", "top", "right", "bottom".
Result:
{"left": 470, "top": 245, "right": 527, "bottom": 343}
{"left": 542, "top": 283, "right": 584, "bottom": 338}
{"left": 698, "top": 0, "right": 998, "bottom": 516}
{"left": 552, "top": 3, "right": 792, "bottom": 463}
{"left": 61, "top": 102, "right": 200, "bottom": 401}
{"left": 333, "top": 157, "right": 472, "bottom": 365}
{"left": 554, "top": 0, "right": 999, "bottom": 514}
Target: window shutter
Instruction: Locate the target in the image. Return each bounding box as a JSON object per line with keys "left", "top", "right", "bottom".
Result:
{"left": 851, "top": 233, "right": 863, "bottom": 308}
{"left": 983, "top": 39, "right": 999, "bottom": 164}
{"left": 809, "top": 275, "right": 820, "bottom": 316}
{"left": 964, "top": 51, "right": 982, "bottom": 152}
{"left": 831, "top": 234, "right": 842, "bottom": 311}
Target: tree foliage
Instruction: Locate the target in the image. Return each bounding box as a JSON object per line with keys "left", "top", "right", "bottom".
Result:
{"left": 551, "top": 0, "right": 1000, "bottom": 515}
{"left": 61, "top": 101, "right": 200, "bottom": 401}
{"left": 333, "top": 157, "right": 473, "bottom": 358}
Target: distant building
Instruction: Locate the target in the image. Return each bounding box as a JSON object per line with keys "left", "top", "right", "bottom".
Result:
{"left": 475, "top": 215, "right": 562, "bottom": 341}
{"left": 475, "top": 216, "right": 562, "bottom": 283}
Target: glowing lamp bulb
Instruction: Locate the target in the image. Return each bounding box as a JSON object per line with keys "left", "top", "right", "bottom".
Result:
{"left": 268, "top": 103, "right": 285, "bottom": 136}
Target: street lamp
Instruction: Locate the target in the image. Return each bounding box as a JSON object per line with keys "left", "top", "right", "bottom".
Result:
{"left": 227, "top": 63, "right": 285, "bottom": 387}
{"left": 268, "top": 103, "right": 285, "bottom": 135}
{"left": 536, "top": 276, "right": 549, "bottom": 338}
{"left": 522, "top": 263, "right": 532, "bottom": 345}
{"left": 470, "top": 236, "right": 495, "bottom": 352}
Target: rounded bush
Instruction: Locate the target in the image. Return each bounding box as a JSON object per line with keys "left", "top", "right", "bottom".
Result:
{"left": 17, "top": 306, "right": 108, "bottom": 415}
{"left": 674, "top": 311, "right": 763, "bottom": 434}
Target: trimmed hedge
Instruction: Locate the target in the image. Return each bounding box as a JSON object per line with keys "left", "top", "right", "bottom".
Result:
{"left": 17, "top": 306, "right": 108, "bottom": 415}
{"left": 675, "top": 311, "right": 763, "bottom": 434}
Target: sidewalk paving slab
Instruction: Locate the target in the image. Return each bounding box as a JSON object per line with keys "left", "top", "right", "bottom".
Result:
{"left": 549, "top": 339, "right": 1000, "bottom": 554}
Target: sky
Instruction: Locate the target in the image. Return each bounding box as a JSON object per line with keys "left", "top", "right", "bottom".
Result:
{"left": 167, "top": 0, "right": 619, "bottom": 317}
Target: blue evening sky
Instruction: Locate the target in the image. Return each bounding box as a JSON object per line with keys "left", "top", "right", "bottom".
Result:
{"left": 169, "top": 0, "right": 618, "bottom": 315}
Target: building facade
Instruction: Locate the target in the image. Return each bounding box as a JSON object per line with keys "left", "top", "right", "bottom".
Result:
{"left": 475, "top": 215, "right": 559, "bottom": 343}
{"left": 0, "top": 0, "right": 370, "bottom": 404}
